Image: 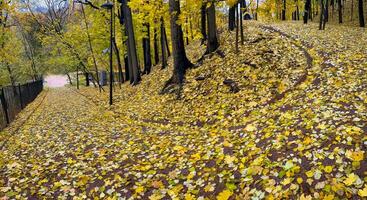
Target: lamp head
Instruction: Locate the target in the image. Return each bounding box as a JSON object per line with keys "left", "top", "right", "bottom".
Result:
{"left": 101, "top": 2, "right": 114, "bottom": 9}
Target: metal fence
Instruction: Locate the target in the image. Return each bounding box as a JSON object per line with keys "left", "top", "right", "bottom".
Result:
{"left": 0, "top": 80, "right": 43, "bottom": 130}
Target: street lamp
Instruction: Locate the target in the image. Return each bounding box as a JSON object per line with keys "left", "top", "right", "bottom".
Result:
{"left": 101, "top": 1, "right": 114, "bottom": 105}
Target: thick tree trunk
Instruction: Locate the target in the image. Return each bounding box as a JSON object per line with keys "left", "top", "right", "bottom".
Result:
{"left": 201, "top": 3, "right": 208, "bottom": 43}
{"left": 121, "top": 0, "right": 141, "bottom": 85}
{"left": 229, "top": 6, "right": 236, "bottom": 31}
{"left": 206, "top": 1, "right": 219, "bottom": 54}
{"left": 167, "top": 0, "right": 193, "bottom": 84}
{"left": 304, "top": 0, "right": 311, "bottom": 23}
{"left": 124, "top": 55, "right": 130, "bottom": 81}
{"left": 338, "top": 0, "right": 343, "bottom": 23}
{"left": 358, "top": 0, "right": 365, "bottom": 27}
{"left": 143, "top": 23, "right": 152, "bottom": 74}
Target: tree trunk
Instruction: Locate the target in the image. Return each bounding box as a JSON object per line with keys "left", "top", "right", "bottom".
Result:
{"left": 163, "top": 24, "right": 171, "bottom": 57}
{"left": 325, "top": 0, "right": 329, "bottom": 22}
{"left": 338, "top": 0, "right": 343, "bottom": 23}
{"left": 206, "top": 1, "right": 219, "bottom": 54}
{"left": 229, "top": 6, "right": 236, "bottom": 31}
{"left": 185, "top": 18, "right": 189, "bottom": 45}
{"left": 121, "top": 0, "right": 141, "bottom": 85}
{"left": 201, "top": 3, "right": 208, "bottom": 43}
{"left": 358, "top": 0, "right": 365, "bottom": 27}
{"left": 124, "top": 55, "right": 130, "bottom": 81}
{"left": 113, "top": 39, "right": 124, "bottom": 83}
{"left": 161, "top": 17, "right": 167, "bottom": 69}
{"left": 235, "top": 4, "right": 239, "bottom": 53}
{"left": 319, "top": 0, "right": 324, "bottom": 30}
{"left": 66, "top": 73, "right": 73, "bottom": 85}
{"left": 5, "top": 63, "right": 16, "bottom": 87}
{"left": 240, "top": 0, "right": 245, "bottom": 44}
{"left": 76, "top": 65, "right": 80, "bottom": 90}
{"left": 143, "top": 23, "right": 152, "bottom": 74}
{"left": 282, "top": 0, "right": 287, "bottom": 20}
{"left": 167, "top": 0, "right": 193, "bottom": 85}
{"left": 304, "top": 0, "right": 311, "bottom": 23}
{"left": 351, "top": 0, "right": 354, "bottom": 21}
{"left": 153, "top": 27, "right": 159, "bottom": 65}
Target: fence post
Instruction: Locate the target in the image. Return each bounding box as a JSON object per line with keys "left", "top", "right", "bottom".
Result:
{"left": 18, "top": 83, "right": 23, "bottom": 109}
{"left": 0, "top": 88, "right": 10, "bottom": 125}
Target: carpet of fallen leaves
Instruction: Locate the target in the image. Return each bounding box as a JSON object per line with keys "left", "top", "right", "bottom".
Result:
{"left": 1, "top": 21, "right": 367, "bottom": 200}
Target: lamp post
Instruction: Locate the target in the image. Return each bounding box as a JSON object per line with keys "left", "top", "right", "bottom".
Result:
{"left": 101, "top": 1, "right": 114, "bottom": 105}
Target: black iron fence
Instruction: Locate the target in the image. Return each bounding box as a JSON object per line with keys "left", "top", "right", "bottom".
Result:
{"left": 0, "top": 80, "right": 43, "bottom": 130}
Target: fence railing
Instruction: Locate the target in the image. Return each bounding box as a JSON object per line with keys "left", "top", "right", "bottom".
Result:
{"left": 0, "top": 80, "right": 43, "bottom": 130}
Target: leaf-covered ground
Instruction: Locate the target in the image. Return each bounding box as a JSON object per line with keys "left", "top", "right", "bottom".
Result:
{"left": 1, "top": 22, "right": 367, "bottom": 199}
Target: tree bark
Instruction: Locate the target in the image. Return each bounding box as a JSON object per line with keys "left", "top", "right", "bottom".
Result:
{"left": 143, "top": 23, "right": 152, "bottom": 74}
{"left": 304, "top": 0, "right": 311, "bottom": 23}
{"left": 113, "top": 39, "right": 124, "bottom": 83}
{"left": 319, "top": 0, "right": 325, "bottom": 30}
{"left": 167, "top": 0, "right": 193, "bottom": 85}
{"left": 358, "top": 0, "right": 365, "bottom": 27}
{"left": 240, "top": 0, "right": 245, "bottom": 44}
{"left": 153, "top": 27, "right": 160, "bottom": 65}
{"left": 338, "top": 0, "right": 343, "bottom": 23}
{"left": 282, "top": 0, "right": 287, "bottom": 20}
{"left": 161, "top": 17, "right": 167, "bottom": 69}
{"left": 229, "top": 6, "right": 236, "bottom": 31}
{"left": 121, "top": 0, "right": 141, "bottom": 85}
{"left": 206, "top": 1, "right": 219, "bottom": 54}
{"left": 235, "top": 4, "right": 239, "bottom": 53}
